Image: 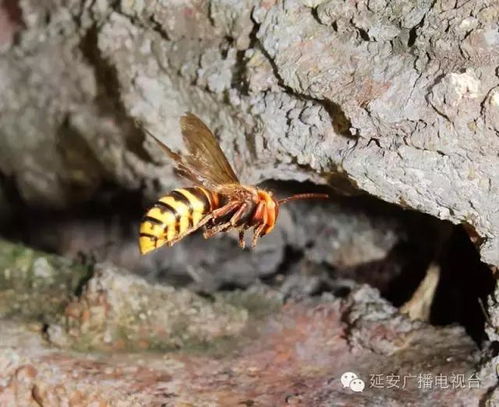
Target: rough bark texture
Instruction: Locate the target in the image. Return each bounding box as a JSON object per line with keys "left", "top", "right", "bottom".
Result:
{"left": 0, "top": 0, "right": 498, "bottom": 405}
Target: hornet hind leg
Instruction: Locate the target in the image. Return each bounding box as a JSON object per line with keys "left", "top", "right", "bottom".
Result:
{"left": 203, "top": 201, "right": 251, "bottom": 249}
{"left": 202, "top": 200, "right": 242, "bottom": 240}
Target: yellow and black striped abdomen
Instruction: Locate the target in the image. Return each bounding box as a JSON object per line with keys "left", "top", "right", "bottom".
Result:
{"left": 139, "top": 187, "right": 218, "bottom": 254}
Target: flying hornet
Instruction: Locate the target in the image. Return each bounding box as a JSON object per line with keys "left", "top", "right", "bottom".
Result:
{"left": 138, "top": 113, "right": 328, "bottom": 255}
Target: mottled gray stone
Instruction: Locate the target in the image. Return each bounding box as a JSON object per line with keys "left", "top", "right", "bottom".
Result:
{"left": 46, "top": 262, "right": 250, "bottom": 351}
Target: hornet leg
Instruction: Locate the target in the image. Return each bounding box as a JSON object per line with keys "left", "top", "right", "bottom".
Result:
{"left": 203, "top": 220, "right": 233, "bottom": 239}
{"left": 230, "top": 202, "right": 249, "bottom": 227}
{"left": 251, "top": 222, "right": 266, "bottom": 248}
{"left": 211, "top": 201, "right": 240, "bottom": 220}
{"left": 251, "top": 205, "right": 268, "bottom": 248}
{"left": 203, "top": 201, "right": 241, "bottom": 239}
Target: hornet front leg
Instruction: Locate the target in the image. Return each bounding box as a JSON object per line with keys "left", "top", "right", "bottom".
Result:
{"left": 251, "top": 201, "right": 268, "bottom": 248}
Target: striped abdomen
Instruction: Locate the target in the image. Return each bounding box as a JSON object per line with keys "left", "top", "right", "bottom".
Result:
{"left": 139, "top": 187, "right": 219, "bottom": 254}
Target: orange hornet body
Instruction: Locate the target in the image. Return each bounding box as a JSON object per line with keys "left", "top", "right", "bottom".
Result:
{"left": 138, "top": 113, "right": 328, "bottom": 255}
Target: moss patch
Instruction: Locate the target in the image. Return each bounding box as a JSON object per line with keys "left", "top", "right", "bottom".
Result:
{"left": 0, "top": 239, "right": 92, "bottom": 322}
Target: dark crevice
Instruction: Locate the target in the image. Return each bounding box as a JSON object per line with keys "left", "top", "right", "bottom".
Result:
{"left": 148, "top": 15, "right": 171, "bottom": 42}
{"left": 1, "top": 182, "right": 145, "bottom": 259}
{"left": 73, "top": 263, "right": 95, "bottom": 297}
{"left": 408, "top": 26, "right": 418, "bottom": 47}
{"left": 0, "top": 172, "right": 24, "bottom": 226}
{"left": 273, "top": 245, "right": 304, "bottom": 278}
{"left": 40, "top": 323, "right": 51, "bottom": 345}
{"left": 319, "top": 99, "right": 354, "bottom": 138}
{"left": 226, "top": 19, "right": 260, "bottom": 96}
{"left": 426, "top": 73, "right": 446, "bottom": 93}
{"left": 357, "top": 27, "right": 370, "bottom": 41}
{"left": 367, "top": 137, "right": 381, "bottom": 148}
{"left": 0, "top": 174, "right": 494, "bottom": 345}
{"left": 349, "top": 18, "right": 370, "bottom": 42}
{"left": 430, "top": 226, "right": 495, "bottom": 344}
{"left": 231, "top": 49, "right": 250, "bottom": 95}
{"left": 381, "top": 221, "right": 495, "bottom": 345}
{"left": 217, "top": 281, "right": 248, "bottom": 291}
{"left": 310, "top": 6, "right": 322, "bottom": 26}
{"left": 220, "top": 37, "right": 231, "bottom": 59}
{"left": 382, "top": 244, "right": 436, "bottom": 306}
{"left": 324, "top": 171, "right": 362, "bottom": 197}
{"left": 270, "top": 182, "right": 494, "bottom": 345}
{"left": 247, "top": 17, "right": 259, "bottom": 50}
{"left": 407, "top": 14, "right": 426, "bottom": 48}
{"left": 196, "top": 291, "right": 216, "bottom": 302}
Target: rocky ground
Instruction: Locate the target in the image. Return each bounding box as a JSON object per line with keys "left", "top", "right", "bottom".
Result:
{"left": 0, "top": 239, "right": 496, "bottom": 406}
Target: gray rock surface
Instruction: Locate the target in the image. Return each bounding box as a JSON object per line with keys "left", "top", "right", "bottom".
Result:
{"left": 46, "top": 262, "right": 250, "bottom": 351}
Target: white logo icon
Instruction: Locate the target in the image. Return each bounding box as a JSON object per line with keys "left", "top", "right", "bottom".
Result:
{"left": 350, "top": 378, "right": 365, "bottom": 392}
{"left": 341, "top": 372, "right": 358, "bottom": 388}
{"left": 340, "top": 372, "right": 365, "bottom": 392}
